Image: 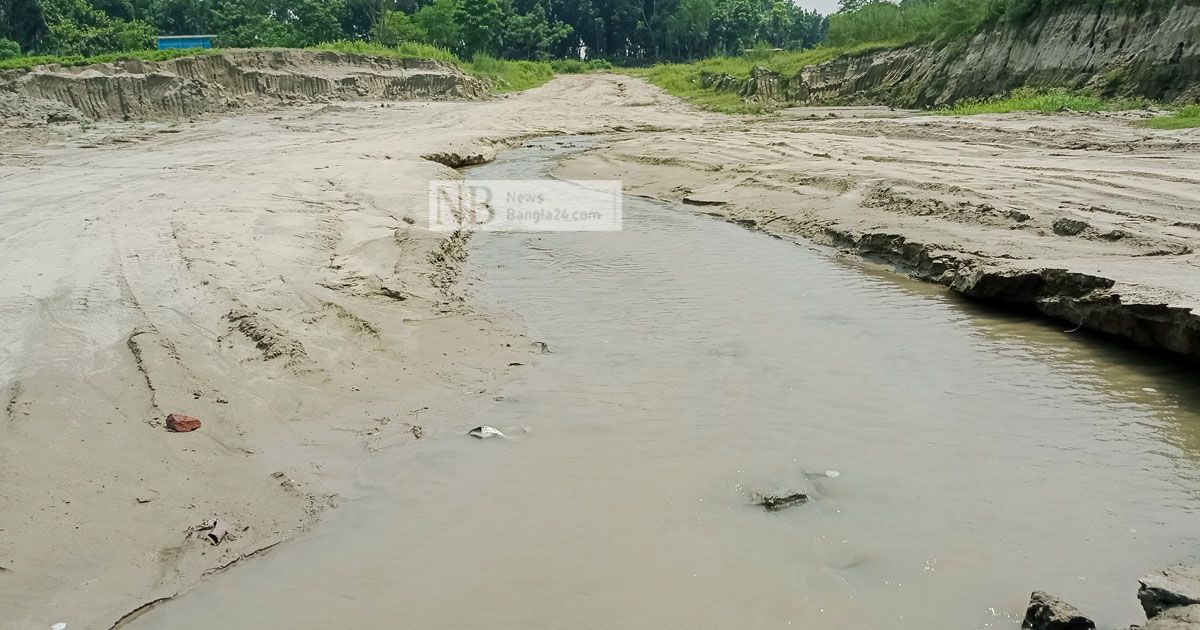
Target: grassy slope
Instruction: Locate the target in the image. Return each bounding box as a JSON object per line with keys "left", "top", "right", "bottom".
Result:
{"left": 926, "top": 87, "right": 1151, "bottom": 115}
{"left": 1140, "top": 105, "right": 1200, "bottom": 129}
{"left": 623, "top": 42, "right": 906, "bottom": 114}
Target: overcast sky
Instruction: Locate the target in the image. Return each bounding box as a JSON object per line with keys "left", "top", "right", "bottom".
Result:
{"left": 795, "top": 0, "right": 841, "bottom": 15}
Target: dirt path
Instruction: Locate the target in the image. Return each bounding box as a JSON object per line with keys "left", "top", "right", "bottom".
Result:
{"left": 0, "top": 74, "right": 710, "bottom": 630}
{"left": 1, "top": 72, "right": 1198, "bottom": 629}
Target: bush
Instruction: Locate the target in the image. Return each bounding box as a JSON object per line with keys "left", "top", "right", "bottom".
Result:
{"left": 1140, "top": 104, "right": 1200, "bottom": 130}
{"left": 468, "top": 53, "right": 554, "bottom": 91}
{"left": 0, "top": 38, "right": 19, "bottom": 61}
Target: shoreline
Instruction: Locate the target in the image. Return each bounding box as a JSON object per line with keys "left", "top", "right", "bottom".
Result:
{"left": 554, "top": 108, "right": 1200, "bottom": 365}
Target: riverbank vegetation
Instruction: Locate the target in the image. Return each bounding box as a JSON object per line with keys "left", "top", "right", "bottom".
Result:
{"left": 626, "top": 41, "right": 901, "bottom": 113}
{"left": 926, "top": 87, "right": 1152, "bottom": 116}
{"left": 1140, "top": 105, "right": 1200, "bottom": 130}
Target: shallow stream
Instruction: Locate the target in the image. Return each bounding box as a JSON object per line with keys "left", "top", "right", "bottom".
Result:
{"left": 128, "top": 138, "right": 1200, "bottom": 629}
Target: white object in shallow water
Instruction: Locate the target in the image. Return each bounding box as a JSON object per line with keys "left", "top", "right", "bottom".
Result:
{"left": 51, "top": 624, "right": 67, "bottom": 630}
{"left": 824, "top": 470, "right": 841, "bottom": 478}
{"left": 468, "top": 426, "right": 506, "bottom": 439}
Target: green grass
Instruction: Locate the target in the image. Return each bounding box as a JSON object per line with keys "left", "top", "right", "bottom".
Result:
{"left": 1139, "top": 105, "right": 1200, "bottom": 129}
{"left": 926, "top": 87, "right": 1151, "bottom": 115}
{"left": 465, "top": 54, "right": 554, "bottom": 92}
{"left": 314, "top": 41, "right": 553, "bottom": 92}
{"left": 0, "top": 47, "right": 219, "bottom": 71}
{"left": 311, "top": 40, "right": 462, "bottom": 65}
{"left": 622, "top": 42, "right": 905, "bottom": 114}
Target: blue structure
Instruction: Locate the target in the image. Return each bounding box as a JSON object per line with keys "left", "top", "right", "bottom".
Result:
{"left": 156, "top": 35, "right": 215, "bottom": 50}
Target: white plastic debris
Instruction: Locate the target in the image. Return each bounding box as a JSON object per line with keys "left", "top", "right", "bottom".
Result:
{"left": 51, "top": 623, "right": 67, "bottom": 630}
{"left": 468, "top": 426, "right": 506, "bottom": 439}
{"left": 824, "top": 470, "right": 841, "bottom": 478}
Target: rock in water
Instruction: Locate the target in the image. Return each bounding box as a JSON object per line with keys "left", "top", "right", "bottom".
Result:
{"left": 1021, "top": 591, "right": 1095, "bottom": 630}
{"left": 752, "top": 491, "right": 808, "bottom": 512}
{"left": 1143, "top": 604, "right": 1200, "bottom": 630}
{"left": 166, "top": 413, "right": 201, "bottom": 433}
{"left": 1140, "top": 564, "right": 1200, "bottom": 618}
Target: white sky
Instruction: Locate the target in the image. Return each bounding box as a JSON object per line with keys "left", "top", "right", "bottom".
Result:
{"left": 794, "top": 0, "right": 841, "bottom": 15}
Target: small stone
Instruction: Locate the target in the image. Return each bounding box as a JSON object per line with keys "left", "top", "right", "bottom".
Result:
{"left": 1021, "top": 591, "right": 1095, "bottom": 630}
{"left": 166, "top": 413, "right": 201, "bottom": 433}
{"left": 1052, "top": 218, "right": 1089, "bottom": 236}
{"left": 468, "top": 426, "right": 505, "bottom": 439}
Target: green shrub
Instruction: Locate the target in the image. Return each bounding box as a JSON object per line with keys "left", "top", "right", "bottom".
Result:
{"left": 0, "top": 38, "right": 20, "bottom": 60}
{"left": 467, "top": 53, "right": 554, "bottom": 91}
{"left": 1140, "top": 104, "right": 1200, "bottom": 129}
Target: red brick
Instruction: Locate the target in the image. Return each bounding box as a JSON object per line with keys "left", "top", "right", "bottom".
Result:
{"left": 166, "top": 413, "right": 201, "bottom": 433}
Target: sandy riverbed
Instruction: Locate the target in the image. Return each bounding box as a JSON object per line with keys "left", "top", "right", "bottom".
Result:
{"left": 1, "top": 73, "right": 1198, "bottom": 629}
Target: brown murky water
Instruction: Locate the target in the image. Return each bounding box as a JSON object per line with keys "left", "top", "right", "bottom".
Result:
{"left": 128, "top": 138, "right": 1200, "bottom": 629}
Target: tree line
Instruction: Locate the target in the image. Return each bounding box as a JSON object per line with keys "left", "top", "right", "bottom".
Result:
{"left": 0, "top": 0, "right": 828, "bottom": 61}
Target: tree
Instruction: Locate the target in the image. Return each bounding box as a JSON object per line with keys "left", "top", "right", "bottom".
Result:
{"left": 150, "top": 0, "right": 215, "bottom": 35}
{"left": 456, "top": 0, "right": 506, "bottom": 55}
{"left": 0, "top": 0, "right": 48, "bottom": 51}
{"left": 664, "top": 0, "right": 711, "bottom": 58}
{"left": 371, "top": 9, "right": 426, "bottom": 45}
{"left": 500, "top": 2, "right": 571, "bottom": 59}
{"left": 40, "top": 0, "right": 156, "bottom": 55}
{"left": 341, "top": 0, "right": 391, "bottom": 39}
{"left": 0, "top": 37, "right": 20, "bottom": 59}
{"left": 413, "top": 0, "right": 462, "bottom": 49}
{"left": 711, "top": 0, "right": 760, "bottom": 53}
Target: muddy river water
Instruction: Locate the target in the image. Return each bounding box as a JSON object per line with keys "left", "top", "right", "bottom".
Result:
{"left": 129, "top": 139, "right": 1200, "bottom": 629}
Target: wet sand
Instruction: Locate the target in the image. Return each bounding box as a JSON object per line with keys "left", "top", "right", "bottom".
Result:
{"left": 1, "top": 74, "right": 1198, "bottom": 629}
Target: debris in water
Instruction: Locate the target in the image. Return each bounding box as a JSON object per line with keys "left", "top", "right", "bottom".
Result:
{"left": 51, "top": 624, "right": 67, "bottom": 630}
{"left": 468, "top": 426, "right": 506, "bottom": 439}
{"left": 204, "top": 519, "right": 230, "bottom": 545}
{"left": 532, "top": 341, "right": 550, "bottom": 353}
{"left": 166, "top": 413, "right": 201, "bottom": 433}
{"left": 753, "top": 491, "right": 809, "bottom": 512}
